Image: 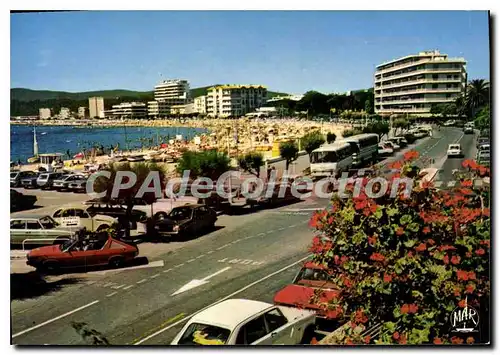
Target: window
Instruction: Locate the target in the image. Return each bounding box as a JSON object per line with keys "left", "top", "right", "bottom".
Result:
{"left": 11, "top": 220, "right": 26, "bottom": 229}
{"left": 432, "top": 84, "right": 438, "bottom": 89}
{"left": 264, "top": 309, "right": 288, "bottom": 332}
{"left": 27, "top": 221, "right": 42, "bottom": 230}
{"left": 74, "top": 209, "right": 88, "bottom": 218}
{"left": 61, "top": 209, "right": 75, "bottom": 217}
{"left": 39, "top": 216, "right": 57, "bottom": 229}
{"left": 179, "top": 323, "right": 230, "bottom": 345}
{"left": 237, "top": 316, "right": 268, "bottom": 345}
{"left": 432, "top": 74, "right": 438, "bottom": 79}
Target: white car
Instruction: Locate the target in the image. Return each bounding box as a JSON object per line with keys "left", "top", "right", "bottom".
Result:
{"left": 443, "top": 120, "right": 456, "bottom": 127}
{"left": 383, "top": 140, "right": 400, "bottom": 151}
{"left": 171, "top": 299, "right": 316, "bottom": 345}
{"left": 447, "top": 144, "right": 463, "bottom": 158}
{"left": 378, "top": 143, "right": 394, "bottom": 157}
{"left": 52, "top": 205, "right": 117, "bottom": 232}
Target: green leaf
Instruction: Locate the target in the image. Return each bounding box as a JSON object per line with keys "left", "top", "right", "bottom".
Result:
{"left": 404, "top": 239, "right": 417, "bottom": 248}
{"left": 393, "top": 306, "right": 401, "bottom": 318}
{"left": 384, "top": 321, "right": 397, "bottom": 333}
{"left": 387, "top": 207, "right": 398, "bottom": 217}
{"left": 374, "top": 207, "right": 383, "bottom": 220}
{"left": 400, "top": 214, "right": 412, "bottom": 225}
{"left": 407, "top": 222, "right": 420, "bottom": 233}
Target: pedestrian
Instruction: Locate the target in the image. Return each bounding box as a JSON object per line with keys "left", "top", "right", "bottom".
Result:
{"left": 66, "top": 149, "right": 71, "bottom": 159}
{"left": 267, "top": 166, "right": 272, "bottom": 181}
{"left": 17, "top": 159, "right": 22, "bottom": 167}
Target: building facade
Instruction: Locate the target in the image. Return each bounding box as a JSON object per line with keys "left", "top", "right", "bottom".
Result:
{"left": 374, "top": 50, "right": 467, "bottom": 116}
{"left": 112, "top": 102, "right": 147, "bottom": 119}
{"left": 78, "top": 107, "right": 87, "bottom": 119}
{"left": 206, "top": 85, "right": 268, "bottom": 118}
{"left": 154, "top": 79, "right": 190, "bottom": 105}
{"left": 59, "top": 107, "right": 71, "bottom": 119}
{"left": 147, "top": 100, "right": 171, "bottom": 118}
{"left": 39, "top": 108, "right": 51, "bottom": 120}
{"left": 89, "top": 97, "right": 105, "bottom": 118}
{"left": 194, "top": 95, "right": 207, "bottom": 114}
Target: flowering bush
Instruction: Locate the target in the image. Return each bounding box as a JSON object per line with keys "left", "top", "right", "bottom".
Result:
{"left": 309, "top": 152, "right": 490, "bottom": 344}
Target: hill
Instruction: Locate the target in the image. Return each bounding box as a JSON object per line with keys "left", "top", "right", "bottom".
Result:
{"left": 11, "top": 88, "right": 154, "bottom": 102}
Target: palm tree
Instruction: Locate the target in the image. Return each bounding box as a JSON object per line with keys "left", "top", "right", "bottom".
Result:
{"left": 454, "top": 95, "right": 467, "bottom": 119}
{"left": 466, "top": 79, "right": 490, "bottom": 117}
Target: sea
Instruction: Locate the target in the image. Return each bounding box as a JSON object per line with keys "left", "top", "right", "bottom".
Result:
{"left": 10, "top": 125, "right": 207, "bottom": 163}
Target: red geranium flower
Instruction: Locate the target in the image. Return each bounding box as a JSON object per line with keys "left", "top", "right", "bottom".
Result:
{"left": 466, "top": 252, "right": 472, "bottom": 258}
{"left": 383, "top": 273, "right": 393, "bottom": 283}
{"left": 451, "top": 255, "right": 461, "bottom": 265}
{"left": 399, "top": 334, "right": 407, "bottom": 345}
{"left": 443, "top": 255, "right": 450, "bottom": 264}
{"left": 479, "top": 240, "right": 490, "bottom": 248}
{"left": 368, "top": 235, "right": 377, "bottom": 246}
{"left": 433, "top": 338, "right": 443, "bottom": 344}
{"left": 457, "top": 270, "right": 469, "bottom": 281}
{"left": 468, "top": 271, "right": 476, "bottom": 280}
{"left": 415, "top": 243, "right": 427, "bottom": 252}
{"left": 364, "top": 335, "right": 371, "bottom": 344}
{"left": 475, "top": 248, "right": 485, "bottom": 256}
{"left": 396, "top": 227, "right": 404, "bottom": 236}
{"left": 389, "top": 160, "right": 403, "bottom": 169}
{"left": 465, "top": 284, "right": 476, "bottom": 294}
{"left": 458, "top": 299, "right": 466, "bottom": 308}
{"left": 355, "top": 309, "right": 368, "bottom": 324}
{"left": 370, "top": 253, "right": 385, "bottom": 262}
{"left": 451, "top": 336, "right": 464, "bottom": 344}
{"left": 400, "top": 304, "right": 410, "bottom": 314}
{"left": 422, "top": 226, "right": 431, "bottom": 234}
{"left": 403, "top": 150, "right": 419, "bottom": 161}
{"left": 408, "top": 304, "right": 418, "bottom": 314}
{"left": 392, "top": 332, "right": 400, "bottom": 340}
{"left": 427, "top": 238, "right": 435, "bottom": 245}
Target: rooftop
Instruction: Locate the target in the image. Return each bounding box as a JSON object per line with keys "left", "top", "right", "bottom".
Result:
{"left": 208, "top": 84, "right": 267, "bottom": 90}
{"left": 376, "top": 50, "right": 466, "bottom": 69}
{"left": 189, "top": 299, "right": 272, "bottom": 330}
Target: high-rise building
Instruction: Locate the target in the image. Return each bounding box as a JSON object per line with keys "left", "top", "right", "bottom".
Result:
{"left": 147, "top": 100, "right": 171, "bottom": 118}
{"left": 78, "top": 107, "right": 87, "bottom": 119}
{"left": 194, "top": 95, "right": 207, "bottom": 114}
{"left": 39, "top": 108, "right": 51, "bottom": 120}
{"left": 59, "top": 107, "right": 71, "bottom": 119}
{"left": 206, "top": 85, "right": 268, "bottom": 118}
{"left": 154, "top": 79, "right": 190, "bottom": 105}
{"left": 112, "top": 102, "right": 147, "bottom": 119}
{"left": 89, "top": 97, "right": 105, "bottom": 118}
{"left": 374, "top": 50, "right": 467, "bottom": 116}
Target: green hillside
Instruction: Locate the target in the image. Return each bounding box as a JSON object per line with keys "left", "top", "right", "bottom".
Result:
{"left": 11, "top": 88, "right": 154, "bottom": 102}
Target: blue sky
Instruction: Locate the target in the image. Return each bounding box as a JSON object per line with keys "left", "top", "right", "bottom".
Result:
{"left": 10, "top": 11, "right": 490, "bottom": 94}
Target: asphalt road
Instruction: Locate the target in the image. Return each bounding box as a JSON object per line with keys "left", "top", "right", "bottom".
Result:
{"left": 11, "top": 127, "right": 478, "bottom": 345}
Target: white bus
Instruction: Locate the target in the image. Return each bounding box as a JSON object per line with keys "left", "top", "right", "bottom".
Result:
{"left": 310, "top": 142, "right": 354, "bottom": 178}
{"left": 339, "top": 133, "right": 379, "bottom": 167}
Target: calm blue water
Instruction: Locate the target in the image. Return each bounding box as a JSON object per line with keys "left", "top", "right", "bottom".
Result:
{"left": 10, "top": 125, "right": 207, "bottom": 163}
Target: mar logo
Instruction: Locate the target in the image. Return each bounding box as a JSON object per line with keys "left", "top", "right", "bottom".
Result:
{"left": 450, "top": 297, "right": 479, "bottom": 333}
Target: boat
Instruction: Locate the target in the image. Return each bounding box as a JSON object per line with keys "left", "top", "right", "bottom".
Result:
{"left": 127, "top": 155, "right": 145, "bottom": 162}
{"left": 40, "top": 132, "right": 47, "bottom": 136}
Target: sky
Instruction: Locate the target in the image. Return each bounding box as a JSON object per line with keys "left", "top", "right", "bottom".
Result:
{"left": 10, "top": 10, "right": 490, "bottom": 94}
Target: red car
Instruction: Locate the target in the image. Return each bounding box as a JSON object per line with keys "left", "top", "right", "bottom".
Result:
{"left": 26, "top": 236, "right": 138, "bottom": 272}
{"left": 273, "top": 262, "right": 341, "bottom": 319}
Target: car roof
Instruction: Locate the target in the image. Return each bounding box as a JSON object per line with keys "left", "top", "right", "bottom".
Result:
{"left": 11, "top": 214, "right": 50, "bottom": 221}
{"left": 189, "top": 299, "right": 272, "bottom": 330}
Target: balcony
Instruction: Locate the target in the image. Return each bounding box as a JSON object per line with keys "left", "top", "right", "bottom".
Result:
{"left": 377, "top": 87, "right": 462, "bottom": 98}
{"left": 377, "top": 77, "right": 463, "bottom": 91}
{"left": 379, "top": 97, "right": 457, "bottom": 105}
{"left": 376, "top": 107, "right": 430, "bottom": 114}
{"left": 375, "top": 68, "right": 464, "bottom": 83}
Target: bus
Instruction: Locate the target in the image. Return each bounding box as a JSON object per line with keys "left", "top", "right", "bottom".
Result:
{"left": 338, "top": 133, "right": 379, "bottom": 167}
{"left": 310, "top": 142, "right": 354, "bottom": 178}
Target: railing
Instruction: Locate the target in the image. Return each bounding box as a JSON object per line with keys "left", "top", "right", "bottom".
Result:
{"left": 375, "top": 68, "right": 463, "bottom": 83}
{"left": 22, "top": 238, "right": 71, "bottom": 251}
{"left": 377, "top": 87, "right": 462, "bottom": 98}
{"left": 378, "top": 78, "right": 463, "bottom": 91}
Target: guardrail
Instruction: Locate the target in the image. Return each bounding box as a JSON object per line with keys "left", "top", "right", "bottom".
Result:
{"left": 22, "top": 238, "right": 71, "bottom": 251}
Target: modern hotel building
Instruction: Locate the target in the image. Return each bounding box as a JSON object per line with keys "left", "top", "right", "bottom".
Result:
{"left": 206, "top": 85, "right": 267, "bottom": 117}
{"left": 148, "top": 79, "right": 190, "bottom": 118}
{"left": 374, "top": 50, "right": 467, "bottom": 116}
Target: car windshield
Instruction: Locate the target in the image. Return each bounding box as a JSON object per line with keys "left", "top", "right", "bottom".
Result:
{"left": 449, "top": 145, "right": 460, "bottom": 150}
{"left": 59, "top": 239, "right": 76, "bottom": 251}
{"left": 169, "top": 207, "right": 193, "bottom": 220}
{"left": 10, "top": 172, "right": 18, "bottom": 178}
{"left": 294, "top": 267, "right": 331, "bottom": 284}
{"left": 39, "top": 216, "right": 58, "bottom": 229}
{"left": 310, "top": 150, "right": 338, "bottom": 164}
{"left": 39, "top": 174, "right": 49, "bottom": 179}
{"left": 178, "top": 323, "right": 230, "bottom": 345}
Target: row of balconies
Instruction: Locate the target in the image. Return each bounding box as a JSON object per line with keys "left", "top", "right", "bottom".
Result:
{"left": 377, "top": 97, "right": 457, "bottom": 105}
{"left": 375, "top": 68, "right": 464, "bottom": 83}
{"left": 375, "top": 87, "right": 462, "bottom": 98}
{"left": 376, "top": 59, "right": 465, "bottom": 76}
{"left": 375, "top": 77, "right": 464, "bottom": 91}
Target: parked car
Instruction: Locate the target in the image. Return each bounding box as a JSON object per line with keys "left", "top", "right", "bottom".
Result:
{"left": 403, "top": 133, "right": 417, "bottom": 144}
{"left": 377, "top": 143, "right": 394, "bottom": 157}
{"left": 10, "top": 215, "right": 74, "bottom": 247}
{"left": 447, "top": 144, "right": 463, "bottom": 158}
{"left": 37, "top": 172, "right": 65, "bottom": 190}
{"left": 11, "top": 189, "right": 37, "bottom": 212}
{"left": 26, "top": 236, "right": 139, "bottom": 272}
{"left": 127, "top": 196, "right": 200, "bottom": 220}
{"left": 387, "top": 137, "right": 408, "bottom": 148}
{"left": 274, "top": 262, "right": 341, "bottom": 320}
{"left": 84, "top": 199, "right": 148, "bottom": 224}
{"left": 476, "top": 136, "right": 489, "bottom": 149}
{"left": 11, "top": 170, "right": 37, "bottom": 187}
{"left": 443, "top": 120, "right": 456, "bottom": 126}
{"left": 476, "top": 144, "right": 490, "bottom": 166}
{"left": 383, "top": 140, "right": 400, "bottom": 151}
{"left": 68, "top": 177, "right": 89, "bottom": 193}
{"left": 52, "top": 174, "right": 86, "bottom": 191}
{"left": 171, "top": 299, "right": 316, "bottom": 345}
{"left": 21, "top": 172, "right": 41, "bottom": 189}
{"left": 51, "top": 205, "right": 117, "bottom": 232}
{"left": 464, "top": 124, "right": 474, "bottom": 134}
{"left": 149, "top": 204, "right": 217, "bottom": 240}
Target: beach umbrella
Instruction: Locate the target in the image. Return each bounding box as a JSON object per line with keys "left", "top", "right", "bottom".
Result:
{"left": 73, "top": 152, "right": 84, "bottom": 159}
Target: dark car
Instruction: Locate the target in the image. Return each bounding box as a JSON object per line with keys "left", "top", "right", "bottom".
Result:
{"left": 10, "top": 189, "right": 37, "bottom": 212}
{"left": 21, "top": 173, "right": 41, "bottom": 189}
{"left": 11, "top": 171, "right": 37, "bottom": 187}
{"left": 403, "top": 133, "right": 417, "bottom": 144}
{"left": 84, "top": 199, "right": 148, "bottom": 228}
{"left": 149, "top": 204, "right": 217, "bottom": 240}
{"left": 37, "top": 172, "right": 65, "bottom": 190}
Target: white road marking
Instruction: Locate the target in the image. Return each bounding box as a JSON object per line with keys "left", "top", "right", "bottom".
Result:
{"left": 196, "top": 255, "right": 204, "bottom": 259}
{"left": 175, "top": 263, "right": 185, "bottom": 267}
{"left": 135, "top": 255, "right": 310, "bottom": 345}
{"left": 106, "top": 291, "right": 118, "bottom": 297}
{"left": 163, "top": 268, "right": 173, "bottom": 273}
{"left": 278, "top": 227, "right": 285, "bottom": 231}
{"left": 289, "top": 224, "right": 297, "bottom": 228}
{"left": 186, "top": 258, "right": 195, "bottom": 263}
{"left": 111, "top": 284, "right": 126, "bottom": 290}
{"left": 150, "top": 273, "right": 161, "bottom": 279}
{"left": 93, "top": 260, "right": 165, "bottom": 275}
{"left": 266, "top": 230, "right": 274, "bottom": 234}
{"left": 171, "top": 267, "right": 232, "bottom": 296}
{"left": 257, "top": 233, "right": 265, "bottom": 237}
{"left": 12, "top": 300, "right": 100, "bottom": 338}
{"left": 103, "top": 282, "right": 114, "bottom": 287}
{"left": 216, "top": 244, "right": 230, "bottom": 250}
{"left": 207, "top": 250, "right": 214, "bottom": 254}
{"left": 136, "top": 279, "right": 148, "bottom": 284}
{"left": 280, "top": 208, "right": 320, "bottom": 212}
{"left": 123, "top": 285, "right": 134, "bottom": 290}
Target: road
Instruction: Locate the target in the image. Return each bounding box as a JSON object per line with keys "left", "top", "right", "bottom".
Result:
{"left": 11, "top": 127, "right": 478, "bottom": 345}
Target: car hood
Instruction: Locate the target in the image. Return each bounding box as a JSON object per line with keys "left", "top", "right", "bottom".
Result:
{"left": 273, "top": 284, "right": 341, "bottom": 313}
{"left": 28, "top": 244, "right": 62, "bottom": 257}
{"left": 94, "top": 214, "right": 117, "bottom": 223}
{"left": 157, "top": 218, "right": 190, "bottom": 226}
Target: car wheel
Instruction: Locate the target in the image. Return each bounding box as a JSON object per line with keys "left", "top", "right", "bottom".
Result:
{"left": 97, "top": 224, "right": 110, "bottom": 232}
{"left": 109, "top": 257, "right": 125, "bottom": 269}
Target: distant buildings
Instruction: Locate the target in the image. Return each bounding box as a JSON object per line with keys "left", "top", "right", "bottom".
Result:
{"left": 112, "top": 102, "right": 147, "bottom": 119}
{"left": 89, "top": 97, "right": 105, "bottom": 118}
{"left": 206, "top": 85, "right": 267, "bottom": 118}
{"left": 194, "top": 95, "right": 207, "bottom": 114}
{"left": 59, "top": 107, "right": 71, "bottom": 119}
{"left": 374, "top": 50, "right": 467, "bottom": 116}
{"left": 148, "top": 79, "right": 191, "bottom": 118}
{"left": 266, "top": 94, "right": 303, "bottom": 103}
{"left": 78, "top": 107, "right": 87, "bottom": 119}
{"left": 39, "top": 108, "right": 51, "bottom": 120}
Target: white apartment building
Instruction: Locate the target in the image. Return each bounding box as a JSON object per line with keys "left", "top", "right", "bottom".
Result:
{"left": 154, "top": 79, "right": 190, "bottom": 105}
{"left": 39, "top": 108, "right": 51, "bottom": 120}
{"left": 112, "top": 102, "right": 147, "bottom": 119}
{"left": 266, "top": 94, "right": 303, "bottom": 103}
{"left": 206, "top": 85, "right": 268, "bottom": 118}
{"left": 59, "top": 107, "right": 71, "bottom": 119}
{"left": 147, "top": 100, "right": 171, "bottom": 118}
{"left": 374, "top": 50, "right": 467, "bottom": 116}
{"left": 78, "top": 107, "right": 87, "bottom": 119}
{"left": 194, "top": 95, "right": 207, "bottom": 114}
{"left": 89, "top": 97, "right": 105, "bottom": 118}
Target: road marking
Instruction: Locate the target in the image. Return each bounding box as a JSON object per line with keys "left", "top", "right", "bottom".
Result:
{"left": 278, "top": 227, "right": 285, "bottom": 231}
{"left": 106, "top": 291, "right": 118, "bottom": 297}
{"left": 163, "top": 268, "right": 173, "bottom": 273}
{"left": 123, "top": 285, "right": 134, "bottom": 290}
{"left": 171, "top": 267, "right": 232, "bottom": 296}
{"left": 111, "top": 284, "right": 126, "bottom": 290}
{"left": 216, "top": 244, "right": 229, "bottom": 250}
{"left": 289, "top": 224, "right": 297, "bottom": 228}
{"left": 175, "top": 263, "right": 185, "bottom": 267}
{"left": 266, "top": 230, "right": 274, "bottom": 234}
{"left": 135, "top": 255, "right": 310, "bottom": 345}
{"left": 130, "top": 313, "right": 186, "bottom": 345}
{"left": 93, "top": 260, "right": 165, "bottom": 275}
{"left": 150, "top": 273, "right": 161, "bottom": 279}
{"left": 196, "top": 255, "right": 204, "bottom": 259}
{"left": 12, "top": 300, "right": 100, "bottom": 338}
{"left": 186, "top": 258, "right": 195, "bottom": 263}
{"left": 136, "top": 279, "right": 148, "bottom": 284}
{"left": 281, "top": 208, "right": 320, "bottom": 212}
{"left": 103, "top": 282, "right": 114, "bottom": 287}
{"left": 207, "top": 250, "right": 214, "bottom": 254}
{"left": 257, "top": 233, "right": 265, "bottom": 237}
